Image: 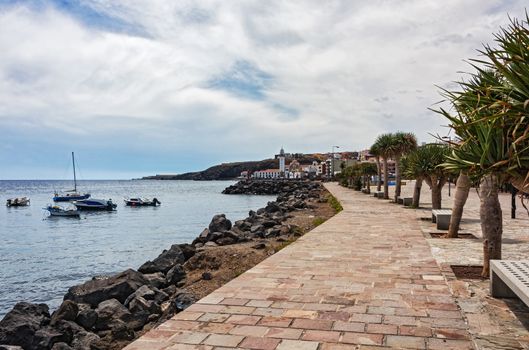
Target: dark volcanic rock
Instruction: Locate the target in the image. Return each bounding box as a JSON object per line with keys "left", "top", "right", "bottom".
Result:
{"left": 76, "top": 305, "right": 98, "bottom": 331}
{"left": 208, "top": 214, "right": 232, "bottom": 232}
{"left": 93, "top": 299, "right": 131, "bottom": 331}
{"left": 50, "top": 300, "right": 79, "bottom": 326}
{"left": 166, "top": 265, "right": 186, "bottom": 286}
{"left": 0, "top": 302, "right": 50, "bottom": 349}
{"left": 139, "top": 245, "right": 185, "bottom": 274}
{"left": 64, "top": 269, "right": 148, "bottom": 307}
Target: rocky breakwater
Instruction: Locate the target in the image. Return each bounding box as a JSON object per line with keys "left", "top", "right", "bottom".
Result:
{"left": 0, "top": 180, "right": 325, "bottom": 350}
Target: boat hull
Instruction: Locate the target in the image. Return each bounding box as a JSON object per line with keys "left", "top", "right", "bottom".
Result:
{"left": 73, "top": 199, "right": 117, "bottom": 211}
{"left": 53, "top": 194, "right": 91, "bottom": 202}
{"left": 46, "top": 206, "right": 80, "bottom": 217}
{"left": 6, "top": 198, "right": 30, "bottom": 207}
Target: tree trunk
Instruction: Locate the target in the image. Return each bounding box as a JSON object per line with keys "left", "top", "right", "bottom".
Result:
{"left": 447, "top": 172, "right": 471, "bottom": 238}
{"left": 376, "top": 157, "right": 382, "bottom": 191}
{"left": 480, "top": 174, "right": 502, "bottom": 278}
{"left": 383, "top": 158, "right": 389, "bottom": 199}
{"left": 394, "top": 155, "right": 401, "bottom": 203}
{"left": 412, "top": 178, "right": 422, "bottom": 208}
{"left": 366, "top": 177, "right": 371, "bottom": 194}
{"left": 425, "top": 175, "right": 443, "bottom": 209}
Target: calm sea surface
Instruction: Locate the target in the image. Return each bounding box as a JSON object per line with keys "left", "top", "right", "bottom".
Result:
{"left": 0, "top": 180, "right": 275, "bottom": 318}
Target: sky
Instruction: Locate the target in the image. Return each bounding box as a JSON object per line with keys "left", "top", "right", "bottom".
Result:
{"left": 0, "top": 0, "right": 527, "bottom": 179}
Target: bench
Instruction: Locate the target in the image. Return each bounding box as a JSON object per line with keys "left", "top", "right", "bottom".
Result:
{"left": 491, "top": 260, "right": 529, "bottom": 307}
{"left": 402, "top": 197, "right": 413, "bottom": 206}
{"left": 431, "top": 209, "right": 452, "bottom": 230}
{"left": 373, "top": 191, "right": 384, "bottom": 198}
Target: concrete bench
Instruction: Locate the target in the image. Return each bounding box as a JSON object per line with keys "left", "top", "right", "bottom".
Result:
{"left": 402, "top": 197, "right": 413, "bottom": 206}
{"left": 373, "top": 191, "right": 384, "bottom": 198}
{"left": 431, "top": 209, "right": 451, "bottom": 230}
{"left": 491, "top": 260, "right": 529, "bottom": 307}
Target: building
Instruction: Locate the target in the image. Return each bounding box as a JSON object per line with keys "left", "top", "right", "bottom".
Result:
{"left": 278, "top": 147, "right": 286, "bottom": 173}
{"left": 251, "top": 169, "right": 281, "bottom": 179}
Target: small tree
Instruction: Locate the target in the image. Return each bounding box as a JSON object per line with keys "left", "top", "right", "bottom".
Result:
{"left": 392, "top": 132, "right": 418, "bottom": 203}
{"left": 360, "top": 162, "right": 378, "bottom": 194}
{"left": 369, "top": 143, "right": 383, "bottom": 191}
{"left": 373, "top": 133, "right": 396, "bottom": 199}
{"left": 404, "top": 144, "right": 450, "bottom": 209}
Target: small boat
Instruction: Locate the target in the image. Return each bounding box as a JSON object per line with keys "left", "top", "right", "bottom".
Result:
{"left": 124, "top": 197, "right": 161, "bottom": 207}
{"left": 73, "top": 198, "right": 117, "bottom": 211}
{"left": 45, "top": 205, "right": 80, "bottom": 217}
{"left": 6, "top": 197, "right": 30, "bottom": 207}
{"left": 53, "top": 152, "right": 91, "bottom": 202}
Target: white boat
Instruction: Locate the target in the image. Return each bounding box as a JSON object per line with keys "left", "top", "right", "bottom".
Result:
{"left": 53, "top": 152, "right": 91, "bottom": 202}
{"left": 124, "top": 197, "right": 161, "bottom": 207}
{"left": 73, "top": 198, "right": 117, "bottom": 211}
{"left": 45, "top": 205, "right": 80, "bottom": 217}
{"left": 6, "top": 197, "right": 30, "bottom": 207}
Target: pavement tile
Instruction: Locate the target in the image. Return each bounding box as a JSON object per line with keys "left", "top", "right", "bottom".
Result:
{"left": 276, "top": 339, "right": 319, "bottom": 350}
{"left": 202, "top": 334, "right": 244, "bottom": 347}
{"left": 239, "top": 336, "right": 281, "bottom": 350}
{"left": 301, "top": 329, "right": 341, "bottom": 342}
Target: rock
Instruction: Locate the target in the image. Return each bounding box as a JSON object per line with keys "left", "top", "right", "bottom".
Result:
{"left": 143, "top": 272, "right": 166, "bottom": 288}
{"left": 94, "top": 299, "right": 132, "bottom": 331}
{"left": 204, "top": 241, "right": 218, "bottom": 247}
{"left": 51, "top": 342, "right": 72, "bottom": 350}
{"left": 216, "top": 237, "right": 236, "bottom": 246}
{"left": 208, "top": 214, "right": 232, "bottom": 232}
{"left": 64, "top": 269, "right": 148, "bottom": 307}
{"left": 173, "top": 291, "right": 196, "bottom": 311}
{"left": 252, "top": 243, "right": 266, "bottom": 250}
{"left": 51, "top": 300, "right": 79, "bottom": 326}
{"left": 265, "top": 201, "right": 281, "bottom": 213}
{"left": 0, "top": 302, "right": 50, "bottom": 350}
{"left": 76, "top": 306, "right": 97, "bottom": 331}
{"left": 250, "top": 224, "right": 264, "bottom": 234}
{"left": 0, "top": 347, "right": 23, "bottom": 350}
{"left": 178, "top": 243, "right": 196, "bottom": 261}
{"left": 202, "top": 272, "right": 212, "bottom": 280}
{"left": 138, "top": 245, "right": 185, "bottom": 274}
{"left": 110, "top": 320, "right": 134, "bottom": 340}
{"left": 162, "top": 285, "right": 177, "bottom": 296}
{"left": 262, "top": 220, "right": 277, "bottom": 228}
{"left": 70, "top": 331, "right": 101, "bottom": 350}
{"left": 166, "top": 265, "right": 186, "bottom": 285}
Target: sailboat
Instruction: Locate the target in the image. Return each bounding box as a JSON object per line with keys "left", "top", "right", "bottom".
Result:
{"left": 53, "top": 152, "right": 91, "bottom": 202}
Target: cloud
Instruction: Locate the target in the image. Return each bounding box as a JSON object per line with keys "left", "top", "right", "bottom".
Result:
{"left": 0, "top": 0, "right": 527, "bottom": 178}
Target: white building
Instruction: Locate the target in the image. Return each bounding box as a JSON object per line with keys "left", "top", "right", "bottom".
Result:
{"left": 251, "top": 169, "right": 281, "bottom": 179}
{"left": 279, "top": 147, "right": 286, "bottom": 173}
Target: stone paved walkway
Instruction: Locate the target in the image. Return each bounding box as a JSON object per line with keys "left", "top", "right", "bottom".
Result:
{"left": 125, "top": 183, "right": 473, "bottom": 350}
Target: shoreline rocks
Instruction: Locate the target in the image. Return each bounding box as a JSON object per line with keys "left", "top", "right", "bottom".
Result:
{"left": 0, "top": 180, "right": 324, "bottom": 350}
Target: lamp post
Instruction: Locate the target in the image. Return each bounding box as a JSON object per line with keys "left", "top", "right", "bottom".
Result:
{"left": 331, "top": 145, "right": 340, "bottom": 180}
{"left": 442, "top": 136, "right": 452, "bottom": 197}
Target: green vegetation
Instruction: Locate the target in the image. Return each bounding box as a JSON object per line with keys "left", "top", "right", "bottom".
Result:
{"left": 327, "top": 194, "right": 343, "bottom": 213}
{"left": 312, "top": 217, "right": 326, "bottom": 227}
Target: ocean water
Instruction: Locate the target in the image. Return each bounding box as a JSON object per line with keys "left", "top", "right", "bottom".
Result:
{"left": 0, "top": 180, "right": 275, "bottom": 318}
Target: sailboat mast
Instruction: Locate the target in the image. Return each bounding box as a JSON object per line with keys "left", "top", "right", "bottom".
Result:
{"left": 72, "top": 152, "right": 77, "bottom": 192}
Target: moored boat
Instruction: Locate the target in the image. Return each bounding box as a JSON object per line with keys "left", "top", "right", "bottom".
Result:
{"left": 124, "top": 197, "right": 161, "bottom": 207}
{"left": 45, "top": 205, "right": 80, "bottom": 217}
{"left": 6, "top": 197, "right": 30, "bottom": 207}
{"left": 53, "top": 152, "right": 91, "bottom": 202}
{"left": 73, "top": 198, "right": 117, "bottom": 211}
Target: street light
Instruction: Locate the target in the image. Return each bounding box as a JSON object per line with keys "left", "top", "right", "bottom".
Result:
{"left": 331, "top": 145, "right": 340, "bottom": 179}
{"left": 442, "top": 136, "right": 452, "bottom": 197}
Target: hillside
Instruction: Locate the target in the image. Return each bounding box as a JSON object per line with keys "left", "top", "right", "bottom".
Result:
{"left": 141, "top": 154, "right": 325, "bottom": 180}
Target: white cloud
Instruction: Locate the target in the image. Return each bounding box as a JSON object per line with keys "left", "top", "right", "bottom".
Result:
{"left": 0, "top": 0, "right": 527, "bottom": 175}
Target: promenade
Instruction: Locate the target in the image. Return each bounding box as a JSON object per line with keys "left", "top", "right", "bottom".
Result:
{"left": 125, "top": 183, "right": 473, "bottom": 349}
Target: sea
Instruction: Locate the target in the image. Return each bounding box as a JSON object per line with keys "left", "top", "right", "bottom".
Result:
{"left": 0, "top": 180, "right": 275, "bottom": 318}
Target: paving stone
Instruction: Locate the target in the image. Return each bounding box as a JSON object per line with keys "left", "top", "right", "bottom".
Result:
{"left": 124, "top": 183, "right": 475, "bottom": 350}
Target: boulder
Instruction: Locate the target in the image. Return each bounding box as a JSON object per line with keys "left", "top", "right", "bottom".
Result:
{"left": 208, "top": 214, "right": 232, "bottom": 232}
{"left": 143, "top": 272, "right": 166, "bottom": 289}
{"left": 204, "top": 241, "right": 218, "bottom": 247}
{"left": 138, "top": 245, "right": 185, "bottom": 274}
{"left": 216, "top": 237, "right": 236, "bottom": 246}
{"left": 51, "top": 342, "right": 72, "bottom": 350}
{"left": 75, "top": 306, "right": 97, "bottom": 331}
{"left": 51, "top": 300, "right": 79, "bottom": 326}
{"left": 64, "top": 269, "right": 148, "bottom": 307}
{"left": 94, "top": 299, "right": 132, "bottom": 331}
{"left": 124, "top": 285, "right": 168, "bottom": 306}
{"left": 202, "top": 272, "right": 212, "bottom": 280}
{"left": 166, "top": 265, "right": 186, "bottom": 286}
{"left": 252, "top": 242, "right": 266, "bottom": 250}
{"left": 178, "top": 243, "right": 196, "bottom": 261}
{"left": 0, "top": 347, "right": 23, "bottom": 350}
{"left": 0, "top": 302, "right": 50, "bottom": 350}
{"left": 70, "top": 331, "right": 101, "bottom": 350}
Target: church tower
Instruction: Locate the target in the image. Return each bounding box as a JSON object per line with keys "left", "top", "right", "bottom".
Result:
{"left": 279, "top": 147, "right": 286, "bottom": 174}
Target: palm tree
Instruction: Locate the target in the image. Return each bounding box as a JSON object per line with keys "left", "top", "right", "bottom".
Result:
{"left": 402, "top": 144, "right": 450, "bottom": 209}
{"left": 392, "top": 132, "right": 418, "bottom": 203}
{"left": 439, "top": 15, "right": 529, "bottom": 276}
{"left": 373, "top": 133, "right": 395, "bottom": 199}
{"left": 360, "top": 162, "right": 378, "bottom": 194}
{"left": 446, "top": 172, "right": 471, "bottom": 238}
{"left": 369, "top": 143, "right": 382, "bottom": 191}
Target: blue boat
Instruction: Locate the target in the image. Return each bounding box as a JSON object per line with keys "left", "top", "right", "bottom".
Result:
{"left": 53, "top": 152, "right": 91, "bottom": 202}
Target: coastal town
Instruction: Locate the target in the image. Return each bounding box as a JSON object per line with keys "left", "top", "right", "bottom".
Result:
{"left": 2, "top": 2, "right": 529, "bottom": 350}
